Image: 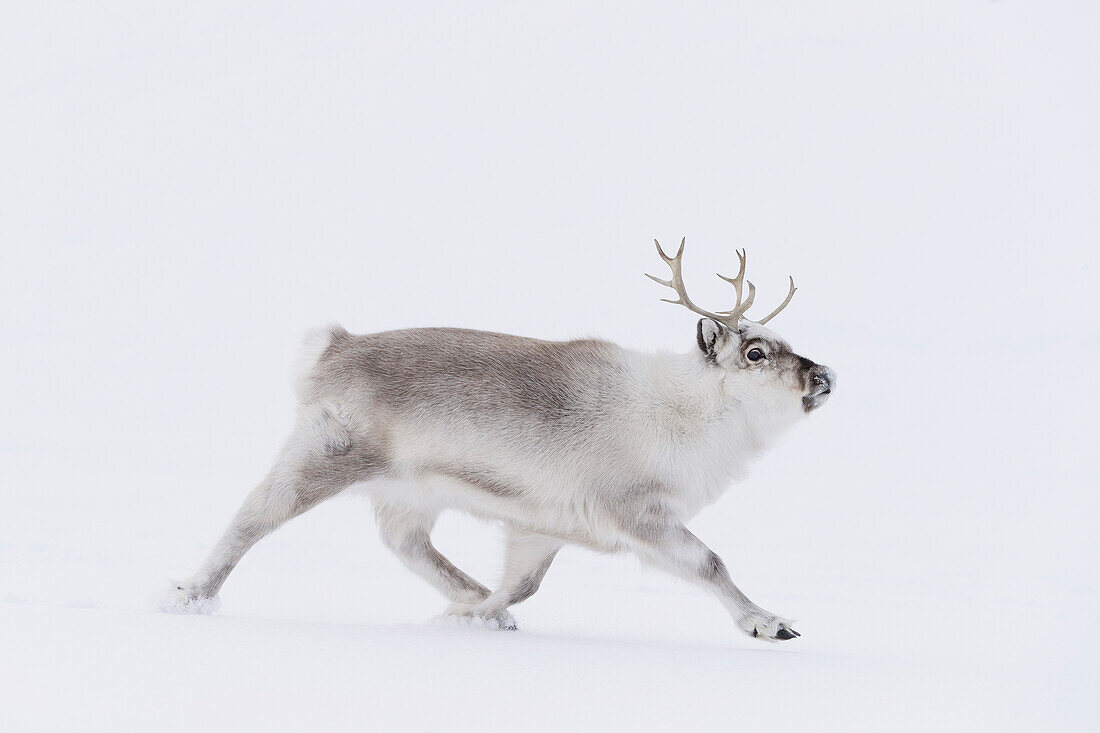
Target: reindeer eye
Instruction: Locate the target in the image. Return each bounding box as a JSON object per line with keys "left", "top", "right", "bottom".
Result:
{"left": 747, "top": 348, "right": 765, "bottom": 362}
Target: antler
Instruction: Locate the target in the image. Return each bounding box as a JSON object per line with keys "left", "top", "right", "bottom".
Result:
{"left": 645, "top": 238, "right": 755, "bottom": 329}
{"left": 646, "top": 238, "right": 796, "bottom": 328}
{"left": 750, "top": 275, "right": 796, "bottom": 325}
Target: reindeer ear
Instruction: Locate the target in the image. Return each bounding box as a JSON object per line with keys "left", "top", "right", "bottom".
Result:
{"left": 696, "top": 318, "right": 729, "bottom": 361}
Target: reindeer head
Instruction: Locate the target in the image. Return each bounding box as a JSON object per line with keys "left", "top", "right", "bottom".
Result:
{"left": 647, "top": 239, "right": 835, "bottom": 419}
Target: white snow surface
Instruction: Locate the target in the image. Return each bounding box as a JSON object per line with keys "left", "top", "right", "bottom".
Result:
{"left": 2, "top": 2, "right": 1097, "bottom": 731}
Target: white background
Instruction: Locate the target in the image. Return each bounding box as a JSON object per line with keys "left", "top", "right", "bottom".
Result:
{"left": 2, "top": 2, "right": 1097, "bottom": 730}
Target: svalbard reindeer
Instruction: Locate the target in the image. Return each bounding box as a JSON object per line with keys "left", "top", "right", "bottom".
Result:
{"left": 167, "top": 240, "right": 835, "bottom": 641}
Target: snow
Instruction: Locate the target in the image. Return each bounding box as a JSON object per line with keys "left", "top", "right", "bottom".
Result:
{"left": 1, "top": 1, "right": 1097, "bottom": 731}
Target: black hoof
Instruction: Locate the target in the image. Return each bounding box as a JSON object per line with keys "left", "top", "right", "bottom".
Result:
{"left": 774, "top": 627, "right": 800, "bottom": 640}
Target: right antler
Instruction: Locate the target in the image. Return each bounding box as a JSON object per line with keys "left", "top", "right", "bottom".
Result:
{"left": 646, "top": 238, "right": 796, "bottom": 328}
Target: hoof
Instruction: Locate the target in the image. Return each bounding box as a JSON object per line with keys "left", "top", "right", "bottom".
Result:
{"left": 488, "top": 609, "right": 518, "bottom": 631}
{"left": 738, "top": 612, "right": 799, "bottom": 642}
{"left": 436, "top": 607, "right": 518, "bottom": 631}
{"left": 155, "top": 583, "right": 220, "bottom": 615}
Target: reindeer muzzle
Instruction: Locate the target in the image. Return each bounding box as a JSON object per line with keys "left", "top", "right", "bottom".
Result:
{"left": 802, "top": 365, "right": 835, "bottom": 412}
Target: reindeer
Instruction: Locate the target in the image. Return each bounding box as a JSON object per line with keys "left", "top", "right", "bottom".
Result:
{"left": 166, "top": 240, "right": 835, "bottom": 642}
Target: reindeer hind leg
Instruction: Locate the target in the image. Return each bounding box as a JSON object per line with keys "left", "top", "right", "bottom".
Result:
{"left": 164, "top": 402, "right": 385, "bottom": 612}
{"left": 373, "top": 504, "right": 492, "bottom": 609}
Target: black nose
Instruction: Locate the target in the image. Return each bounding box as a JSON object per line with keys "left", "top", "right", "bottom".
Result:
{"left": 808, "top": 365, "right": 836, "bottom": 394}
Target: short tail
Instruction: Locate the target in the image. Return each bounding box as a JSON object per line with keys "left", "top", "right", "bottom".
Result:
{"left": 293, "top": 323, "right": 348, "bottom": 398}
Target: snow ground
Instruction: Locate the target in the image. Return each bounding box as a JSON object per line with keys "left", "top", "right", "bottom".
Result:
{"left": 2, "top": 2, "right": 1098, "bottom": 731}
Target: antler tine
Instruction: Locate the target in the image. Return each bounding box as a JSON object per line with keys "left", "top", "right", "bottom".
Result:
{"left": 716, "top": 248, "right": 747, "bottom": 308}
{"left": 646, "top": 238, "right": 737, "bottom": 327}
{"left": 751, "top": 276, "right": 797, "bottom": 325}
{"left": 653, "top": 236, "right": 685, "bottom": 264}
{"left": 718, "top": 280, "right": 756, "bottom": 321}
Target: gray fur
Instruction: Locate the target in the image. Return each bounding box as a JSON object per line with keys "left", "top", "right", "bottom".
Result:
{"left": 426, "top": 464, "right": 525, "bottom": 499}
{"left": 376, "top": 506, "right": 491, "bottom": 604}
{"left": 307, "top": 328, "right": 626, "bottom": 428}
{"left": 701, "top": 550, "right": 727, "bottom": 583}
{"left": 172, "top": 318, "right": 833, "bottom": 642}
{"left": 508, "top": 552, "right": 558, "bottom": 605}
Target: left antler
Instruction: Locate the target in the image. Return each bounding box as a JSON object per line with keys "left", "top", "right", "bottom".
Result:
{"left": 646, "top": 238, "right": 796, "bottom": 327}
